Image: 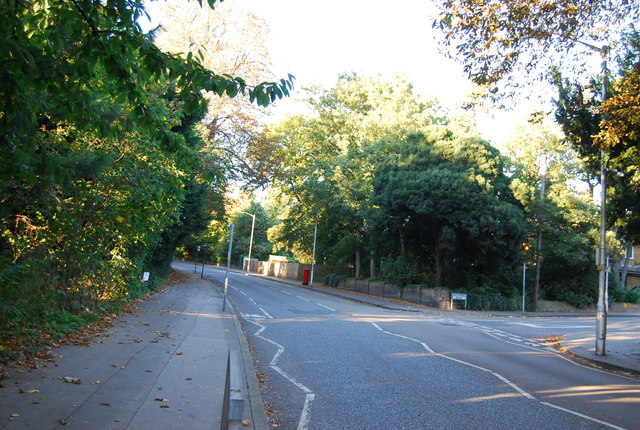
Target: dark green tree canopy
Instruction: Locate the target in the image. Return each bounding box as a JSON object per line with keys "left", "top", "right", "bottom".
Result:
{"left": 372, "top": 132, "right": 525, "bottom": 292}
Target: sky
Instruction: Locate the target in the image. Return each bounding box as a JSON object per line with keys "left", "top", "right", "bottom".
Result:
{"left": 238, "top": 0, "right": 535, "bottom": 145}
{"left": 241, "top": 0, "right": 476, "bottom": 105}
{"left": 144, "top": 0, "right": 539, "bottom": 145}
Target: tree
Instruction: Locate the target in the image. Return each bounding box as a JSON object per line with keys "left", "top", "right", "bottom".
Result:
{"left": 434, "top": 0, "right": 639, "bottom": 95}
{"left": 151, "top": 0, "right": 277, "bottom": 185}
{"left": 0, "top": 0, "right": 292, "bottom": 353}
{"left": 502, "top": 118, "right": 599, "bottom": 308}
{"left": 229, "top": 202, "right": 274, "bottom": 265}
{"left": 371, "top": 131, "right": 525, "bottom": 292}
{"left": 265, "top": 73, "right": 446, "bottom": 276}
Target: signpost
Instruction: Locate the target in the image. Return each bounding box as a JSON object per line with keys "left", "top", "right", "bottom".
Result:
{"left": 451, "top": 292, "right": 468, "bottom": 310}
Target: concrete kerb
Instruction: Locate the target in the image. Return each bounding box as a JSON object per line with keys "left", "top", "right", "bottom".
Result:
{"left": 195, "top": 268, "right": 269, "bottom": 430}
{"left": 226, "top": 295, "right": 270, "bottom": 430}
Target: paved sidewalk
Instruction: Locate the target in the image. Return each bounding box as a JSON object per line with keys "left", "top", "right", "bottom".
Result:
{"left": 246, "top": 271, "right": 640, "bottom": 376}
{"left": 0, "top": 267, "right": 268, "bottom": 430}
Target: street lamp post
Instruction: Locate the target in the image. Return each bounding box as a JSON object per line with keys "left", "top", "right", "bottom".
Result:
{"left": 574, "top": 40, "right": 609, "bottom": 356}
{"left": 239, "top": 211, "right": 255, "bottom": 275}
{"left": 533, "top": 155, "right": 548, "bottom": 312}
{"left": 222, "top": 224, "right": 234, "bottom": 312}
{"left": 595, "top": 44, "right": 610, "bottom": 356}
{"left": 310, "top": 224, "right": 317, "bottom": 287}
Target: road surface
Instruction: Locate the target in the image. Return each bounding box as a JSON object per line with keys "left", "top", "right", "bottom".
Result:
{"left": 186, "top": 263, "right": 640, "bottom": 430}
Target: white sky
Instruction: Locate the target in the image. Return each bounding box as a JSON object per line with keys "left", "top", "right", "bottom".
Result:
{"left": 238, "top": 0, "right": 538, "bottom": 145}
{"left": 241, "top": 0, "right": 476, "bottom": 105}
{"left": 144, "top": 0, "right": 542, "bottom": 145}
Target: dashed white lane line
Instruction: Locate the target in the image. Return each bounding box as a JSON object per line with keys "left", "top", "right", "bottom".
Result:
{"left": 280, "top": 290, "right": 294, "bottom": 296}
{"left": 316, "top": 303, "right": 336, "bottom": 312}
{"left": 248, "top": 320, "right": 315, "bottom": 430}
{"left": 296, "top": 295, "right": 311, "bottom": 302}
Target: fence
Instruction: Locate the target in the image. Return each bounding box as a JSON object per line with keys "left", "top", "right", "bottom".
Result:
{"left": 333, "top": 278, "right": 451, "bottom": 309}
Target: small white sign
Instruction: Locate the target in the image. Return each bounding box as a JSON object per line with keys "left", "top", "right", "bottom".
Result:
{"left": 451, "top": 293, "right": 467, "bottom": 301}
{"left": 142, "top": 272, "right": 150, "bottom": 282}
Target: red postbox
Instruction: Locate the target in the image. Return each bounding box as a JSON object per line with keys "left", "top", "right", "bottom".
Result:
{"left": 302, "top": 268, "right": 310, "bottom": 285}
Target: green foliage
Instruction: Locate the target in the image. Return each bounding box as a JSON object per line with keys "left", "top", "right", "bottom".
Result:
{"left": 434, "top": 0, "right": 638, "bottom": 96}
{"left": 0, "top": 0, "right": 291, "bottom": 358}
{"left": 466, "top": 292, "right": 521, "bottom": 312}
{"left": 265, "top": 73, "right": 446, "bottom": 273}
{"left": 372, "top": 133, "right": 526, "bottom": 292}
{"left": 324, "top": 274, "right": 348, "bottom": 287}
{"left": 380, "top": 255, "right": 421, "bottom": 288}
{"left": 610, "top": 288, "right": 640, "bottom": 305}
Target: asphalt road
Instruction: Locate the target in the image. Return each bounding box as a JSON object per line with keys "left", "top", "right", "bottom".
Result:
{"left": 190, "top": 263, "right": 640, "bottom": 430}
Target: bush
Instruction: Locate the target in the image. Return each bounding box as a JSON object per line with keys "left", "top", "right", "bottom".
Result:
{"left": 380, "top": 255, "right": 421, "bottom": 288}
{"left": 557, "top": 290, "right": 595, "bottom": 308}
{"left": 467, "top": 292, "right": 520, "bottom": 311}
{"left": 611, "top": 288, "right": 640, "bottom": 304}
{"left": 325, "top": 274, "right": 348, "bottom": 287}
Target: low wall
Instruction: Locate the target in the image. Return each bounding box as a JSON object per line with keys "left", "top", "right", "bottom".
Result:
{"left": 335, "top": 278, "right": 451, "bottom": 309}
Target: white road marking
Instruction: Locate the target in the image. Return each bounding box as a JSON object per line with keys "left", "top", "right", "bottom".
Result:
{"left": 316, "top": 303, "right": 336, "bottom": 311}
{"left": 296, "top": 295, "right": 311, "bottom": 302}
{"left": 372, "top": 321, "right": 536, "bottom": 401}
{"left": 248, "top": 320, "right": 315, "bottom": 430}
{"left": 541, "top": 402, "right": 628, "bottom": 430}
{"left": 297, "top": 393, "right": 315, "bottom": 430}
{"left": 280, "top": 290, "right": 294, "bottom": 296}
{"left": 249, "top": 298, "right": 257, "bottom": 305}
{"left": 259, "top": 307, "right": 273, "bottom": 319}
{"left": 241, "top": 314, "right": 267, "bottom": 319}
{"left": 371, "top": 321, "right": 631, "bottom": 429}
{"left": 516, "top": 323, "right": 592, "bottom": 329}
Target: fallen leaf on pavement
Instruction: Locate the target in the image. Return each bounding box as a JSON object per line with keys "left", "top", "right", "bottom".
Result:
{"left": 242, "top": 420, "right": 251, "bottom": 427}
{"left": 154, "top": 398, "right": 169, "bottom": 402}
{"left": 57, "top": 419, "right": 68, "bottom": 425}
{"left": 160, "top": 404, "right": 170, "bottom": 409}
{"left": 62, "top": 376, "right": 81, "bottom": 384}
{"left": 100, "top": 403, "right": 111, "bottom": 407}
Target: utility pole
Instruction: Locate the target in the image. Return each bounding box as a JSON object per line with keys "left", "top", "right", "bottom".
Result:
{"left": 239, "top": 211, "right": 255, "bottom": 274}
{"left": 222, "top": 224, "right": 234, "bottom": 312}
{"left": 309, "top": 224, "right": 317, "bottom": 287}
{"left": 595, "top": 44, "right": 610, "bottom": 356}
{"left": 533, "top": 155, "right": 548, "bottom": 312}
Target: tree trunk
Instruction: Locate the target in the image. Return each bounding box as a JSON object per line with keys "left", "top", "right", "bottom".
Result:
{"left": 434, "top": 245, "right": 443, "bottom": 287}
{"left": 434, "top": 228, "right": 443, "bottom": 287}
{"left": 620, "top": 244, "right": 632, "bottom": 289}
{"left": 369, "top": 248, "right": 376, "bottom": 278}
{"left": 355, "top": 247, "right": 361, "bottom": 279}
{"left": 399, "top": 226, "right": 406, "bottom": 255}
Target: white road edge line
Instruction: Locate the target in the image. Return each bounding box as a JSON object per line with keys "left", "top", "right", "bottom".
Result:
{"left": 541, "top": 402, "right": 628, "bottom": 430}
{"left": 297, "top": 393, "right": 315, "bottom": 430}
{"left": 371, "top": 321, "right": 630, "bottom": 429}
{"left": 248, "top": 320, "right": 315, "bottom": 430}
{"left": 371, "top": 322, "right": 535, "bottom": 400}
